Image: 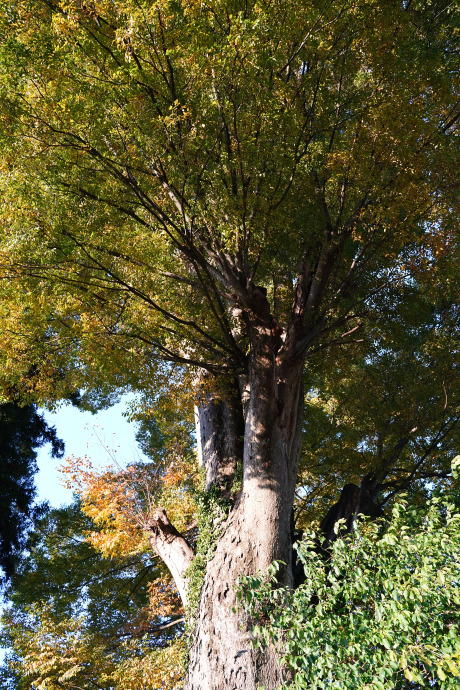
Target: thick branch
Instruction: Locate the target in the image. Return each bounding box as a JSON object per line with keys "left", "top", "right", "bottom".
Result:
{"left": 320, "top": 474, "right": 383, "bottom": 546}
{"left": 145, "top": 508, "right": 194, "bottom": 607}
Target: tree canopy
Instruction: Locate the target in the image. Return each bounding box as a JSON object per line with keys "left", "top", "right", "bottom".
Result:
{"left": 297, "top": 289, "right": 460, "bottom": 528}
{"left": 0, "top": 0, "right": 458, "bottom": 401}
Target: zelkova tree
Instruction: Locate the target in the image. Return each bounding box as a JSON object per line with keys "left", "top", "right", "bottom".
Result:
{"left": 0, "top": 1, "right": 459, "bottom": 687}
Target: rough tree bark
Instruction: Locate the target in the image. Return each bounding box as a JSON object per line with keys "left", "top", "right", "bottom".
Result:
{"left": 194, "top": 376, "right": 244, "bottom": 496}
{"left": 184, "top": 368, "right": 305, "bottom": 690}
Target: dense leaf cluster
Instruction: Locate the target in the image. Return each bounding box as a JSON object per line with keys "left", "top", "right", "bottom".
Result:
{"left": 0, "top": 0, "right": 458, "bottom": 398}
{"left": 240, "top": 483, "right": 460, "bottom": 688}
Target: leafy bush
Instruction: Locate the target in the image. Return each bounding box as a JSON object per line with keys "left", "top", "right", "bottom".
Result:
{"left": 239, "top": 492, "right": 460, "bottom": 689}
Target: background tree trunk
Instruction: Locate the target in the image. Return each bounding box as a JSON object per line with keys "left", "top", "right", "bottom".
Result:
{"left": 194, "top": 376, "right": 244, "bottom": 495}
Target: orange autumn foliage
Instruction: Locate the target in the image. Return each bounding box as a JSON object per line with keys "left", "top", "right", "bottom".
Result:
{"left": 56, "top": 446, "right": 198, "bottom": 688}
{"left": 148, "top": 576, "right": 184, "bottom": 619}
{"left": 61, "top": 447, "right": 198, "bottom": 559}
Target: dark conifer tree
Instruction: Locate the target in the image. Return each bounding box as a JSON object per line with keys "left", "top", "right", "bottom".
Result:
{"left": 0, "top": 403, "right": 64, "bottom": 583}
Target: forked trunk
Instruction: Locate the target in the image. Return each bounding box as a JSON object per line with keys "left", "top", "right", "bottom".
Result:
{"left": 144, "top": 278, "right": 312, "bottom": 689}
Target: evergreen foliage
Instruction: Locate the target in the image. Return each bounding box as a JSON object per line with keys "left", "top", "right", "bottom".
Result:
{"left": 0, "top": 402, "right": 63, "bottom": 583}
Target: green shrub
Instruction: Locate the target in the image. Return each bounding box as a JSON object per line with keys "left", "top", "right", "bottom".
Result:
{"left": 239, "top": 492, "right": 460, "bottom": 689}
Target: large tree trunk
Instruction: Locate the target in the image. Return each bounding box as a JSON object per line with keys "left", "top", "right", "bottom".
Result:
{"left": 184, "top": 296, "right": 306, "bottom": 689}
{"left": 184, "top": 410, "right": 303, "bottom": 688}
{"left": 184, "top": 502, "right": 289, "bottom": 690}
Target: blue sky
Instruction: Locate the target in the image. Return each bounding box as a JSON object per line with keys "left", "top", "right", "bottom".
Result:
{"left": 36, "top": 397, "right": 148, "bottom": 507}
